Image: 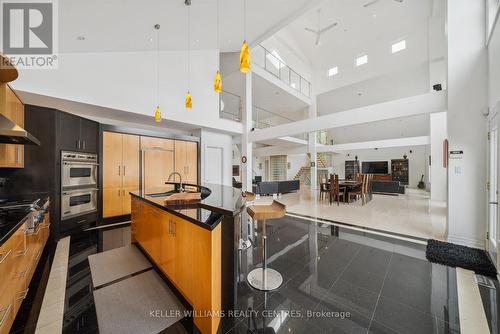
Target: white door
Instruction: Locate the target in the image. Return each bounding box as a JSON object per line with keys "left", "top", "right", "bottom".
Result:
{"left": 205, "top": 146, "right": 223, "bottom": 184}
{"left": 488, "top": 126, "right": 498, "bottom": 263}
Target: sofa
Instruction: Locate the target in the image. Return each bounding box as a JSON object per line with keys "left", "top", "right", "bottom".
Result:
{"left": 371, "top": 181, "right": 405, "bottom": 195}
{"left": 253, "top": 180, "right": 300, "bottom": 195}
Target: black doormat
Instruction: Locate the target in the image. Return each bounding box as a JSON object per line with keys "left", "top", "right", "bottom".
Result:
{"left": 426, "top": 239, "right": 497, "bottom": 278}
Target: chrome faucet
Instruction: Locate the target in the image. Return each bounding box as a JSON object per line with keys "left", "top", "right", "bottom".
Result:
{"left": 168, "top": 172, "right": 184, "bottom": 192}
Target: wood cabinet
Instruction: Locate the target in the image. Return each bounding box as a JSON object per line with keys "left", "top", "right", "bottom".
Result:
{"left": 0, "top": 215, "right": 49, "bottom": 334}
{"left": 60, "top": 112, "right": 99, "bottom": 153}
{"left": 131, "top": 198, "right": 221, "bottom": 334}
{"left": 391, "top": 159, "right": 409, "bottom": 185}
{"left": 174, "top": 140, "right": 198, "bottom": 184}
{"left": 0, "top": 84, "right": 24, "bottom": 168}
{"left": 103, "top": 132, "right": 140, "bottom": 218}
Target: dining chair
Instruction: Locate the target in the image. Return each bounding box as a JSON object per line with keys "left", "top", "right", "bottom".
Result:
{"left": 330, "top": 174, "right": 346, "bottom": 206}
{"left": 319, "top": 182, "right": 329, "bottom": 201}
{"left": 348, "top": 174, "right": 367, "bottom": 204}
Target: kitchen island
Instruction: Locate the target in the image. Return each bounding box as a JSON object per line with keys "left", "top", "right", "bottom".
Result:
{"left": 130, "top": 183, "right": 245, "bottom": 334}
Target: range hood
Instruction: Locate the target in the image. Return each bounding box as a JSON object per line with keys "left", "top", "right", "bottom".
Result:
{"left": 0, "top": 114, "right": 41, "bottom": 145}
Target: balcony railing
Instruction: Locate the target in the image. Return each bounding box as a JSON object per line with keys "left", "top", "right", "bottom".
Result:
{"left": 219, "top": 92, "right": 307, "bottom": 141}
{"left": 252, "top": 44, "right": 312, "bottom": 98}
{"left": 219, "top": 90, "right": 242, "bottom": 122}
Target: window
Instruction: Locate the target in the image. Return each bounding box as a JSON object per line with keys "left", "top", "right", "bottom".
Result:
{"left": 356, "top": 55, "right": 368, "bottom": 67}
{"left": 328, "top": 66, "right": 338, "bottom": 77}
{"left": 392, "top": 40, "right": 406, "bottom": 54}
{"left": 270, "top": 155, "right": 287, "bottom": 181}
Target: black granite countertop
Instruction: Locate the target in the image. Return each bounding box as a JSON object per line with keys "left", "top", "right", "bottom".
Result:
{"left": 130, "top": 183, "right": 245, "bottom": 230}
{"left": 0, "top": 192, "right": 49, "bottom": 247}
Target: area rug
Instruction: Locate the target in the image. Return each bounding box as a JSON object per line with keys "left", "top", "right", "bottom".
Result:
{"left": 426, "top": 239, "right": 497, "bottom": 278}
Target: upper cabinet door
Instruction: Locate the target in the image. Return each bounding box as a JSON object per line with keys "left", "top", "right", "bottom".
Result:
{"left": 59, "top": 112, "right": 81, "bottom": 152}
{"left": 122, "top": 134, "right": 140, "bottom": 188}
{"left": 103, "top": 132, "right": 123, "bottom": 189}
{"left": 140, "top": 136, "right": 174, "bottom": 151}
{"left": 185, "top": 142, "right": 198, "bottom": 184}
{"left": 0, "top": 85, "right": 25, "bottom": 168}
{"left": 174, "top": 140, "right": 187, "bottom": 177}
{"left": 79, "top": 118, "right": 98, "bottom": 153}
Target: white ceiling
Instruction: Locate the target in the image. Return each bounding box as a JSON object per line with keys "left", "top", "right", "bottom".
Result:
{"left": 276, "top": 0, "right": 434, "bottom": 70}
{"left": 58, "top": 0, "right": 317, "bottom": 53}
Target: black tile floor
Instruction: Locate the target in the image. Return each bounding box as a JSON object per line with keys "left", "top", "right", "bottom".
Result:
{"left": 50, "top": 214, "right": 461, "bottom": 334}
{"left": 222, "top": 215, "right": 461, "bottom": 334}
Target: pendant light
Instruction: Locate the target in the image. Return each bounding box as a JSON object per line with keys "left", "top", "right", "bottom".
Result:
{"left": 213, "top": 0, "right": 222, "bottom": 93}
{"left": 154, "top": 24, "right": 162, "bottom": 122}
{"left": 185, "top": 1, "right": 193, "bottom": 109}
{"left": 239, "top": 0, "right": 250, "bottom": 73}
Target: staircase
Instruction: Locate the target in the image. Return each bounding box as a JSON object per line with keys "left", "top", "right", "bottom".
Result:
{"left": 293, "top": 153, "right": 329, "bottom": 185}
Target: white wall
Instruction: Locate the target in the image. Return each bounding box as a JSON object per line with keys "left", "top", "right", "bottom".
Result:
{"left": 489, "top": 11, "right": 500, "bottom": 111}
{"left": 318, "top": 62, "right": 430, "bottom": 115}
{"left": 314, "top": 20, "right": 430, "bottom": 95}
{"left": 13, "top": 50, "right": 241, "bottom": 134}
{"left": 286, "top": 154, "right": 309, "bottom": 180}
{"left": 447, "top": 0, "right": 488, "bottom": 248}
{"left": 197, "top": 129, "right": 233, "bottom": 186}
{"left": 331, "top": 146, "right": 428, "bottom": 189}
{"left": 430, "top": 112, "right": 448, "bottom": 201}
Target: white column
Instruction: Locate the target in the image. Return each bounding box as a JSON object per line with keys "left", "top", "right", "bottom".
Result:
{"left": 447, "top": 0, "right": 488, "bottom": 248}
{"left": 430, "top": 112, "right": 447, "bottom": 201}
{"left": 242, "top": 72, "right": 253, "bottom": 192}
{"left": 308, "top": 95, "right": 317, "bottom": 190}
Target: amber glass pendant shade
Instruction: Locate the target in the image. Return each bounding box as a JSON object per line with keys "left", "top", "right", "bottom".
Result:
{"left": 185, "top": 92, "right": 192, "bottom": 109}
{"left": 154, "top": 105, "right": 161, "bottom": 122}
{"left": 239, "top": 41, "right": 251, "bottom": 73}
{"left": 214, "top": 70, "right": 222, "bottom": 93}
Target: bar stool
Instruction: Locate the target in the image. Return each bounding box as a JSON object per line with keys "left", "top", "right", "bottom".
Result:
{"left": 238, "top": 192, "right": 256, "bottom": 250}
{"left": 246, "top": 200, "right": 286, "bottom": 291}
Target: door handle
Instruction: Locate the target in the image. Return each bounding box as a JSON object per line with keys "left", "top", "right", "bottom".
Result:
{"left": 490, "top": 202, "right": 498, "bottom": 205}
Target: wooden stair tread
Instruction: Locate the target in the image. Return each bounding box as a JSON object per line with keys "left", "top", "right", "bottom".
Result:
{"left": 247, "top": 201, "right": 286, "bottom": 220}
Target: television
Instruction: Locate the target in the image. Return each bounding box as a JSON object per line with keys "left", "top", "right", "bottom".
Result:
{"left": 362, "top": 161, "right": 389, "bottom": 174}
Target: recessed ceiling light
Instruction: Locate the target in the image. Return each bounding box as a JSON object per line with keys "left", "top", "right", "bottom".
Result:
{"left": 76, "top": 35, "right": 86, "bottom": 41}
{"left": 392, "top": 40, "right": 406, "bottom": 53}
{"left": 356, "top": 54, "right": 368, "bottom": 66}
{"left": 328, "top": 66, "right": 338, "bottom": 77}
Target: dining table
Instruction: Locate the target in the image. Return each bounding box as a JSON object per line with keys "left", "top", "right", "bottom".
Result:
{"left": 321, "top": 179, "right": 362, "bottom": 203}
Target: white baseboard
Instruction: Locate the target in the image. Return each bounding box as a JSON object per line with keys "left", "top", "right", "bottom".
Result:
{"left": 447, "top": 235, "right": 485, "bottom": 249}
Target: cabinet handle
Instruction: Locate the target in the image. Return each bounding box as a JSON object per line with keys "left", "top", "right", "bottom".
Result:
{"left": 123, "top": 165, "right": 126, "bottom": 176}
{"left": 82, "top": 140, "right": 86, "bottom": 150}
{"left": 118, "top": 189, "right": 121, "bottom": 196}
{"left": 18, "top": 146, "right": 22, "bottom": 164}
{"left": 0, "top": 249, "right": 12, "bottom": 264}
{"left": 76, "top": 220, "right": 87, "bottom": 225}
{"left": 173, "top": 221, "right": 176, "bottom": 236}
{"left": 168, "top": 220, "right": 171, "bottom": 235}
{"left": 0, "top": 304, "right": 12, "bottom": 327}
{"left": 123, "top": 189, "right": 125, "bottom": 196}
{"left": 118, "top": 165, "right": 121, "bottom": 176}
